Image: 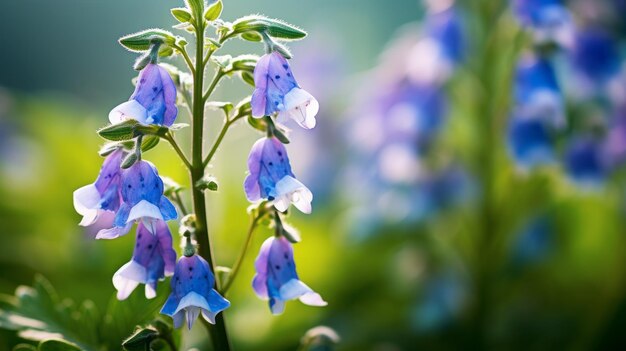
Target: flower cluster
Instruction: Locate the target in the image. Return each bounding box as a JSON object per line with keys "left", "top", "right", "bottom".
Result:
{"left": 508, "top": 0, "right": 626, "bottom": 186}
{"left": 246, "top": 49, "right": 326, "bottom": 313}
{"left": 74, "top": 1, "right": 325, "bottom": 336}
{"left": 345, "top": 1, "right": 473, "bottom": 236}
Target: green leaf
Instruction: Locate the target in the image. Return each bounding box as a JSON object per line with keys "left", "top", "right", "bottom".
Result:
{"left": 241, "top": 71, "right": 255, "bottom": 86}
{"left": 226, "top": 55, "right": 258, "bottom": 74}
{"left": 98, "top": 142, "right": 121, "bottom": 157}
{"left": 195, "top": 175, "right": 219, "bottom": 191}
{"left": 184, "top": 0, "right": 205, "bottom": 20}
{"left": 231, "top": 15, "right": 307, "bottom": 40}
{"left": 240, "top": 32, "right": 262, "bottom": 42}
{"left": 97, "top": 120, "right": 139, "bottom": 141}
{"left": 273, "top": 128, "right": 290, "bottom": 144}
{"left": 211, "top": 54, "right": 232, "bottom": 69}
{"left": 207, "top": 101, "right": 233, "bottom": 116}
{"left": 13, "top": 344, "right": 37, "bottom": 351}
{"left": 204, "top": 0, "right": 223, "bottom": 21}
{"left": 38, "top": 340, "right": 82, "bottom": 351}
{"left": 0, "top": 275, "right": 100, "bottom": 350}
{"left": 120, "top": 153, "right": 138, "bottom": 169}
{"left": 140, "top": 135, "right": 160, "bottom": 153}
{"left": 234, "top": 96, "right": 252, "bottom": 117}
{"left": 119, "top": 29, "right": 176, "bottom": 52}
{"left": 247, "top": 115, "right": 267, "bottom": 132}
{"left": 122, "top": 327, "right": 158, "bottom": 351}
{"left": 171, "top": 8, "right": 192, "bottom": 23}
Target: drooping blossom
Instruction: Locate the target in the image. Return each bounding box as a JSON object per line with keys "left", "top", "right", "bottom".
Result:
{"left": 252, "top": 236, "right": 326, "bottom": 314}
{"left": 244, "top": 137, "right": 313, "bottom": 214}
{"left": 564, "top": 136, "right": 608, "bottom": 186}
{"left": 508, "top": 116, "right": 555, "bottom": 170}
{"left": 113, "top": 220, "right": 177, "bottom": 300}
{"left": 97, "top": 160, "right": 177, "bottom": 239}
{"left": 160, "top": 254, "right": 230, "bottom": 329}
{"left": 73, "top": 149, "right": 125, "bottom": 226}
{"left": 251, "top": 52, "right": 319, "bottom": 129}
{"left": 570, "top": 29, "right": 621, "bottom": 92}
{"left": 514, "top": 55, "right": 565, "bottom": 129}
{"left": 109, "top": 63, "right": 178, "bottom": 126}
{"left": 512, "top": 0, "right": 573, "bottom": 47}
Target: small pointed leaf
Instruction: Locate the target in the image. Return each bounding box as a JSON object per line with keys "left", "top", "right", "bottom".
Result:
{"left": 119, "top": 29, "right": 176, "bottom": 52}
{"left": 171, "top": 8, "right": 192, "bottom": 23}
{"left": 204, "top": 0, "right": 223, "bottom": 21}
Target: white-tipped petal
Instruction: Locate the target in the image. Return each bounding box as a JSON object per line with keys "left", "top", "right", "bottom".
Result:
{"left": 172, "top": 310, "right": 184, "bottom": 329}
{"left": 109, "top": 100, "right": 148, "bottom": 125}
{"left": 186, "top": 306, "right": 201, "bottom": 330}
{"left": 96, "top": 223, "right": 133, "bottom": 239}
{"left": 274, "top": 176, "right": 313, "bottom": 214}
{"left": 73, "top": 184, "right": 102, "bottom": 226}
{"left": 273, "top": 195, "right": 291, "bottom": 213}
{"left": 281, "top": 88, "right": 318, "bottom": 129}
{"left": 127, "top": 200, "right": 163, "bottom": 223}
{"left": 145, "top": 284, "right": 157, "bottom": 299}
{"left": 201, "top": 310, "right": 217, "bottom": 324}
{"left": 279, "top": 279, "right": 312, "bottom": 300}
{"left": 112, "top": 261, "right": 146, "bottom": 300}
{"left": 299, "top": 292, "right": 327, "bottom": 307}
{"left": 270, "top": 299, "right": 286, "bottom": 315}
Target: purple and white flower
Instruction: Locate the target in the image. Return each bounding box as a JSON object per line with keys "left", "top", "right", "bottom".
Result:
{"left": 251, "top": 52, "right": 319, "bottom": 129}
{"left": 512, "top": 0, "right": 574, "bottom": 47}
{"left": 97, "top": 160, "right": 177, "bottom": 239}
{"left": 244, "top": 137, "right": 313, "bottom": 214}
{"left": 252, "top": 236, "right": 326, "bottom": 314}
{"left": 109, "top": 63, "right": 178, "bottom": 126}
{"left": 113, "top": 220, "right": 177, "bottom": 300}
{"left": 73, "top": 149, "right": 125, "bottom": 227}
{"left": 160, "top": 254, "right": 230, "bottom": 329}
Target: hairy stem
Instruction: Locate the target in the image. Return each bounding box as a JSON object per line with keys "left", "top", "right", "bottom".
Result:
{"left": 189, "top": 22, "right": 232, "bottom": 351}
{"left": 165, "top": 132, "right": 192, "bottom": 170}
{"left": 203, "top": 113, "right": 247, "bottom": 168}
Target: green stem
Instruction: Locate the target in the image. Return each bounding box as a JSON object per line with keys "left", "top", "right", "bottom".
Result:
{"left": 203, "top": 70, "right": 224, "bottom": 103}
{"left": 203, "top": 114, "right": 246, "bottom": 168}
{"left": 221, "top": 213, "right": 262, "bottom": 294}
{"left": 190, "top": 21, "right": 232, "bottom": 351}
{"left": 172, "top": 191, "right": 188, "bottom": 215}
{"left": 165, "top": 132, "right": 192, "bottom": 170}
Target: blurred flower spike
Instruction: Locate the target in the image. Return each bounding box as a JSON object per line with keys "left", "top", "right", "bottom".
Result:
{"left": 251, "top": 51, "right": 319, "bottom": 129}
{"left": 109, "top": 63, "right": 178, "bottom": 126}
{"left": 113, "top": 220, "right": 177, "bottom": 300}
{"left": 97, "top": 160, "right": 178, "bottom": 239}
{"left": 244, "top": 137, "right": 313, "bottom": 214}
{"left": 253, "top": 236, "right": 326, "bottom": 314}
{"left": 512, "top": 0, "right": 574, "bottom": 47}
{"left": 161, "top": 254, "right": 230, "bottom": 329}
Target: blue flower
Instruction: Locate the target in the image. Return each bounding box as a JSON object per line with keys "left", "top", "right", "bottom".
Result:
{"left": 565, "top": 137, "right": 608, "bottom": 185}
{"left": 73, "top": 149, "right": 125, "bottom": 227}
{"left": 508, "top": 116, "right": 555, "bottom": 169}
{"left": 252, "top": 236, "right": 326, "bottom": 315}
{"left": 244, "top": 137, "right": 313, "bottom": 213}
{"left": 407, "top": 7, "right": 464, "bottom": 84}
{"left": 160, "top": 254, "right": 230, "bottom": 329}
{"left": 113, "top": 220, "right": 177, "bottom": 300}
{"left": 571, "top": 29, "right": 621, "bottom": 88}
{"left": 251, "top": 52, "right": 319, "bottom": 129}
{"left": 109, "top": 64, "right": 178, "bottom": 126}
{"left": 97, "top": 160, "right": 177, "bottom": 239}
{"left": 512, "top": 0, "right": 573, "bottom": 46}
{"left": 514, "top": 56, "right": 564, "bottom": 128}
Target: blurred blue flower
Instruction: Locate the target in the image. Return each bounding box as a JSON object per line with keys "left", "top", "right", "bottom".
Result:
{"left": 97, "top": 160, "right": 177, "bottom": 239}
{"left": 511, "top": 215, "right": 553, "bottom": 269}
{"left": 113, "top": 220, "right": 176, "bottom": 300}
{"left": 565, "top": 136, "right": 608, "bottom": 185}
{"left": 252, "top": 236, "right": 326, "bottom": 315}
{"left": 73, "top": 149, "right": 125, "bottom": 227}
{"left": 508, "top": 116, "right": 555, "bottom": 170}
{"left": 514, "top": 55, "right": 565, "bottom": 129}
{"left": 512, "top": 0, "right": 573, "bottom": 46}
{"left": 571, "top": 29, "right": 621, "bottom": 89}
{"left": 251, "top": 52, "right": 319, "bottom": 129}
{"left": 244, "top": 137, "right": 313, "bottom": 214}
{"left": 109, "top": 63, "right": 178, "bottom": 126}
{"left": 161, "top": 254, "right": 230, "bottom": 329}
{"left": 407, "top": 6, "right": 465, "bottom": 84}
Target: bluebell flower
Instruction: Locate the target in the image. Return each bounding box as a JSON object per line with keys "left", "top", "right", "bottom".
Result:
{"left": 73, "top": 149, "right": 125, "bottom": 227}
{"left": 571, "top": 29, "right": 621, "bottom": 89}
{"left": 252, "top": 236, "right": 326, "bottom": 314}
{"left": 244, "top": 137, "right": 313, "bottom": 213}
{"left": 565, "top": 137, "right": 608, "bottom": 185}
{"left": 251, "top": 52, "right": 319, "bottom": 129}
{"left": 113, "top": 220, "right": 177, "bottom": 300}
{"left": 512, "top": 0, "right": 573, "bottom": 46}
{"left": 514, "top": 55, "right": 565, "bottom": 129}
{"left": 109, "top": 63, "right": 178, "bottom": 126}
{"left": 508, "top": 116, "right": 555, "bottom": 169}
{"left": 407, "top": 7, "right": 464, "bottom": 84}
{"left": 160, "top": 254, "right": 230, "bottom": 329}
{"left": 97, "top": 160, "right": 177, "bottom": 239}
